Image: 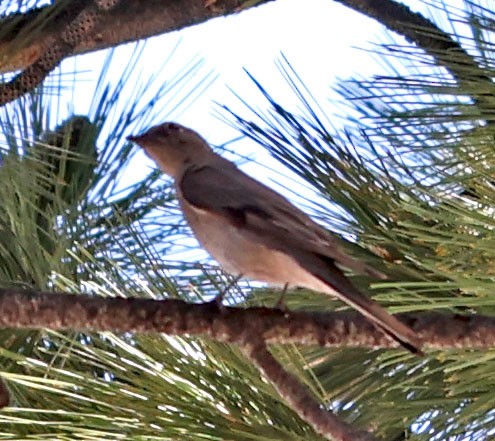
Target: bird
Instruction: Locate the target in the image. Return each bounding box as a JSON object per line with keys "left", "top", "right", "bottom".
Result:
{"left": 128, "top": 122, "right": 422, "bottom": 354}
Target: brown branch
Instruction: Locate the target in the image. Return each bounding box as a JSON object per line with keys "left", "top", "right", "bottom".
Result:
{"left": 0, "top": 0, "right": 273, "bottom": 74}
{"left": 0, "top": 0, "right": 120, "bottom": 105}
{"left": 0, "top": 288, "right": 494, "bottom": 350}
{"left": 242, "top": 342, "right": 376, "bottom": 441}
{"left": 0, "top": 288, "right": 491, "bottom": 436}
{"left": 335, "top": 0, "right": 495, "bottom": 111}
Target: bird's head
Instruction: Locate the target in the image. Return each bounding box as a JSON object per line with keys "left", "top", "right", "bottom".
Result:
{"left": 128, "top": 122, "right": 212, "bottom": 178}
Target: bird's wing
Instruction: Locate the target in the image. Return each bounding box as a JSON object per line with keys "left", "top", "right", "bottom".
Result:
{"left": 179, "top": 163, "right": 383, "bottom": 279}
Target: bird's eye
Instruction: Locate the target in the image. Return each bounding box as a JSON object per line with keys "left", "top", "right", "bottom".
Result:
{"left": 167, "top": 123, "right": 181, "bottom": 131}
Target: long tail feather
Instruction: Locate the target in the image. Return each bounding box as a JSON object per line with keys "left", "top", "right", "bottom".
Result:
{"left": 312, "top": 262, "right": 422, "bottom": 354}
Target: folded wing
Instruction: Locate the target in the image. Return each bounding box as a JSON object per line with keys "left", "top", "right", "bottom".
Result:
{"left": 180, "top": 163, "right": 383, "bottom": 278}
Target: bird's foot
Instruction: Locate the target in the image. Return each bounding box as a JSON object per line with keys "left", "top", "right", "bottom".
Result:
{"left": 208, "top": 293, "right": 226, "bottom": 312}
{"left": 209, "top": 274, "right": 243, "bottom": 310}
{"left": 274, "top": 283, "right": 290, "bottom": 312}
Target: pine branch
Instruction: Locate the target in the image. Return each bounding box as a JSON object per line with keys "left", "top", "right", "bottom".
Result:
{"left": 0, "top": 0, "right": 119, "bottom": 105}
{"left": 34, "top": 115, "right": 98, "bottom": 254}
{"left": 0, "top": 0, "right": 274, "bottom": 74}
{"left": 335, "top": 0, "right": 495, "bottom": 112}
{"left": 241, "top": 343, "right": 376, "bottom": 441}
{"left": 0, "top": 287, "right": 493, "bottom": 350}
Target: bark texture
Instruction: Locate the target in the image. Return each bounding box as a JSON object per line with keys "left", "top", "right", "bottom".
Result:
{"left": 0, "top": 0, "right": 272, "bottom": 73}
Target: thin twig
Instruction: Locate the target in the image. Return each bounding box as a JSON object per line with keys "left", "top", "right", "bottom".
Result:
{"left": 0, "top": 376, "right": 9, "bottom": 409}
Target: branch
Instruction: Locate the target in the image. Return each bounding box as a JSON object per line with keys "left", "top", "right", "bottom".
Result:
{"left": 0, "top": 0, "right": 273, "bottom": 74}
{"left": 0, "top": 288, "right": 494, "bottom": 350}
{"left": 336, "top": 0, "right": 495, "bottom": 111}
{"left": 242, "top": 343, "right": 376, "bottom": 441}
{"left": 1, "top": 287, "right": 493, "bottom": 438}
{"left": 0, "top": 0, "right": 119, "bottom": 105}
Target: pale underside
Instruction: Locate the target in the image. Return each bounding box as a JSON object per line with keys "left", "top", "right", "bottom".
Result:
{"left": 181, "top": 194, "right": 341, "bottom": 296}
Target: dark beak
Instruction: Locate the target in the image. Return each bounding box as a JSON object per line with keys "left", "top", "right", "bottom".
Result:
{"left": 127, "top": 134, "right": 140, "bottom": 143}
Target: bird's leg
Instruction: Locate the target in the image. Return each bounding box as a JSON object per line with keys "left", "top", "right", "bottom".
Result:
{"left": 274, "top": 283, "right": 290, "bottom": 311}
{"left": 210, "top": 274, "right": 243, "bottom": 308}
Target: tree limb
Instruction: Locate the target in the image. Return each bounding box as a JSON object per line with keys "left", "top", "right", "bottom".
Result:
{"left": 241, "top": 343, "right": 376, "bottom": 441}
{"left": 0, "top": 0, "right": 273, "bottom": 74}
{"left": 0, "top": 287, "right": 492, "bottom": 436}
{"left": 0, "top": 287, "right": 493, "bottom": 350}
{"left": 0, "top": 0, "right": 120, "bottom": 105}
{"left": 335, "top": 0, "right": 495, "bottom": 111}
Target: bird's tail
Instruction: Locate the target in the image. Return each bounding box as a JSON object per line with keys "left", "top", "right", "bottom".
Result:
{"left": 313, "top": 262, "right": 422, "bottom": 355}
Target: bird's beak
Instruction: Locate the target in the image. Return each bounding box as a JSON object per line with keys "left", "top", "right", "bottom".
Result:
{"left": 127, "top": 134, "right": 141, "bottom": 143}
{"left": 127, "top": 131, "right": 156, "bottom": 146}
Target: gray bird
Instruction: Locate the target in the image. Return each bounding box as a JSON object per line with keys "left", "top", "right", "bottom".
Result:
{"left": 128, "top": 122, "right": 422, "bottom": 354}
